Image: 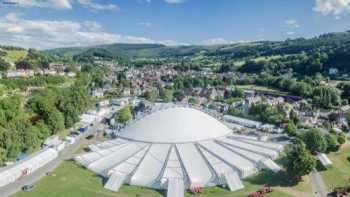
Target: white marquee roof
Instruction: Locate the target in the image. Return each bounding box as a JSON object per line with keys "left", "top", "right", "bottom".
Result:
{"left": 119, "top": 107, "right": 232, "bottom": 143}
{"left": 75, "top": 106, "right": 284, "bottom": 197}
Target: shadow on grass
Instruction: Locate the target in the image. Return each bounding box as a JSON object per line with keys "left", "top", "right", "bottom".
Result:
{"left": 316, "top": 160, "right": 327, "bottom": 172}
{"left": 155, "top": 189, "right": 167, "bottom": 197}
{"left": 245, "top": 170, "right": 299, "bottom": 188}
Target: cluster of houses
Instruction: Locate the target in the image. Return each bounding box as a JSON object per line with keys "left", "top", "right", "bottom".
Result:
{"left": 90, "top": 61, "right": 350, "bottom": 136}
{"left": 2, "top": 63, "right": 76, "bottom": 78}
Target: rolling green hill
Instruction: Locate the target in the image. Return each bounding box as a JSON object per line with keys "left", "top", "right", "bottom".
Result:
{"left": 0, "top": 46, "right": 27, "bottom": 63}
{"left": 44, "top": 30, "right": 350, "bottom": 60}
{"left": 43, "top": 30, "right": 350, "bottom": 75}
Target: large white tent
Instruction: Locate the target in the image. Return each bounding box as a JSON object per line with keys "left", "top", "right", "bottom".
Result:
{"left": 75, "top": 106, "right": 284, "bottom": 197}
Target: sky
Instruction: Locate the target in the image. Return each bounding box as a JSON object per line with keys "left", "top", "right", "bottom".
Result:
{"left": 0, "top": 0, "right": 350, "bottom": 49}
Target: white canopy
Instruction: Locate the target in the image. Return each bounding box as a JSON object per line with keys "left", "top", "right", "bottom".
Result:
{"left": 318, "top": 153, "right": 332, "bottom": 166}
{"left": 120, "top": 107, "right": 232, "bottom": 143}
{"left": 76, "top": 106, "right": 284, "bottom": 196}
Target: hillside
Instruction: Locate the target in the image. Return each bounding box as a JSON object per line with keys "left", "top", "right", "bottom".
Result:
{"left": 43, "top": 31, "right": 350, "bottom": 77}
{"left": 45, "top": 43, "right": 167, "bottom": 59}
{"left": 0, "top": 46, "right": 27, "bottom": 64}
{"left": 44, "top": 31, "right": 350, "bottom": 60}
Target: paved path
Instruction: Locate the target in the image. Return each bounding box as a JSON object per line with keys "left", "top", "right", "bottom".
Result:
{"left": 310, "top": 168, "right": 328, "bottom": 197}
{"left": 0, "top": 110, "right": 116, "bottom": 197}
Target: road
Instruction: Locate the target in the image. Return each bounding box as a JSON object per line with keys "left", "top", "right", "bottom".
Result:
{"left": 0, "top": 111, "right": 115, "bottom": 197}
{"left": 310, "top": 168, "right": 328, "bottom": 197}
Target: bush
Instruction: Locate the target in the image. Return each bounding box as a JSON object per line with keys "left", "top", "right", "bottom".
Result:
{"left": 302, "top": 128, "right": 327, "bottom": 153}
{"left": 338, "top": 133, "right": 346, "bottom": 145}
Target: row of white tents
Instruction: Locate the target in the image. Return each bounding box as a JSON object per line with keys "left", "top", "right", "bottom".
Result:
{"left": 0, "top": 148, "right": 58, "bottom": 187}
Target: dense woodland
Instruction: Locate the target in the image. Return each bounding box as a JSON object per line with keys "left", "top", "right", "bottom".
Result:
{"left": 0, "top": 72, "right": 92, "bottom": 165}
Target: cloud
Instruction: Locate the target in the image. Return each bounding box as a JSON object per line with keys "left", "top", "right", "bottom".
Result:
{"left": 285, "top": 19, "right": 300, "bottom": 28}
{"left": 6, "top": 0, "right": 119, "bottom": 11}
{"left": 159, "top": 40, "right": 189, "bottom": 46}
{"left": 138, "top": 22, "right": 152, "bottom": 27}
{"left": 0, "top": 13, "right": 183, "bottom": 49}
{"left": 286, "top": 31, "right": 296, "bottom": 36}
{"left": 83, "top": 21, "right": 103, "bottom": 31}
{"left": 7, "top": 0, "right": 72, "bottom": 9}
{"left": 78, "top": 0, "right": 120, "bottom": 11}
{"left": 313, "top": 0, "right": 350, "bottom": 15}
{"left": 201, "top": 38, "right": 233, "bottom": 45}
{"left": 164, "top": 0, "right": 186, "bottom": 4}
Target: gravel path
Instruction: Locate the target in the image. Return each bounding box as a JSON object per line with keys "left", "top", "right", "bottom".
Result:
{"left": 310, "top": 168, "right": 328, "bottom": 197}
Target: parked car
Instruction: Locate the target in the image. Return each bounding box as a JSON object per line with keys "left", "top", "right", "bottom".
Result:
{"left": 22, "top": 184, "right": 35, "bottom": 192}
{"left": 86, "top": 134, "right": 94, "bottom": 140}
{"left": 70, "top": 131, "right": 80, "bottom": 136}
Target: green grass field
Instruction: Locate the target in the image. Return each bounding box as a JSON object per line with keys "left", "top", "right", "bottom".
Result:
{"left": 320, "top": 143, "right": 350, "bottom": 190}
{"left": 4, "top": 50, "right": 27, "bottom": 63}
{"left": 235, "top": 85, "right": 288, "bottom": 96}
{"left": 12, "top": 160, "right": 313, "bottom": 197}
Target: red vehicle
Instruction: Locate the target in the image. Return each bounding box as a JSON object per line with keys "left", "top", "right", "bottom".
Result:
{"left": 248, "top": 192, "right": 263, "bottom": 197}
{"left": 190, "top": 186, "right": 203, "bottom": 194}
{"left": 259, "top": 185, "right": 273, "bottom": 193}
{"left": 248, "top": 185, "right": 273, "bottom": 197}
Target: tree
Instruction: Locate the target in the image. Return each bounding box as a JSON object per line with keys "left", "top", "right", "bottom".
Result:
{"left": 159, "top": 87, "right": 173, "bottom": 103}
{"left": 289, "top": 109, "right": 299, "bottom": 124}
{"left": 45, "top": 109, "right": 65, "bottom": 135}
{"left": 173, "top": 90, "right": 185, "bottom": 101}
{"left": 0, "top": 96, "right": 23, "bottom": 124}
{"left": 325, "top": 134, "right": 339, "bottom": 152}
{"left": 0, "top": 147, "right": 6, "bottom": 166}
{"left": 249, "top": 103, "right": 286, "bottom": 124}
{"left": 116, "top": 106, "right": 132, "bottom": 124}
{"left": 23, "top": 126, "right": 41, "bottom": 153}
{"left": 35, "top": 121, "right": 50, "bottom": 141}
{"left": 0, "top": 58, "right": 10, "bottom": 71}
{"left": 144, "top": 90, "right": 158, "bottom": 103}
{"left": 188, "top": 97, "right": 199, "bottom": 105}
{"left": 58, "top": 101, "right": 80, "bottom": 128}
{"left": 284, "top": 122, "right": 297, "bottom": 137}
{"left": 302, "top": 129, "right": 327, "bottom": 153}
{"left": 225, "top": 86, "right": 244, "bottom": 98}
{"left": 284, "top": 142, "right": 316, "bottom": 182}
{"left": 312, "top": 86, "right": 341, "bottom": 108}
{"left": 337, "top": 133, "right": 346, "bottom": 145}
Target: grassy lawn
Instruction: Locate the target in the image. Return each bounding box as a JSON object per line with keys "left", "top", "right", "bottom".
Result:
{"left": 320, "top": 142, "right": 350, "bottom": 190}
{"left": 236, "top": 85, "right": 288, "bottom": 95}
{"left": 4, "top": 50, "right": 27, "bottom": 63}
{"left": 253, "top": 55, "right": 283, "bottom": 62}
{"left": 12, "top": 160, "right": 312, "bottom": 197}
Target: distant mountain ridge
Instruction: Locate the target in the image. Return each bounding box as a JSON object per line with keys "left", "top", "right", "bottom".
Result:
{"left": 43, "top": 30, "right": 350, "bottom": 61}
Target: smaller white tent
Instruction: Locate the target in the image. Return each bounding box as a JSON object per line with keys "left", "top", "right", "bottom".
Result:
{"left": 0, "top": 148, "right": 58, "bottom": 187}
{"left": 223, "top": 115, "right": 262, "bottom": 128}
{"left": 318, "top": 153, "right": 332, "bottom": 167}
